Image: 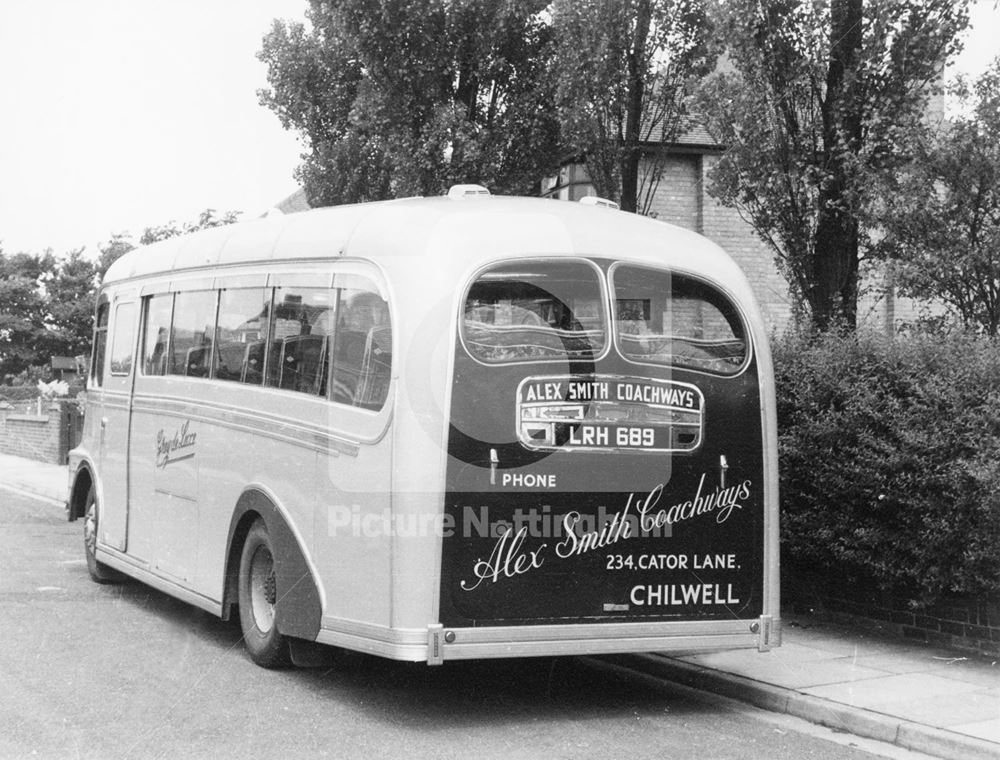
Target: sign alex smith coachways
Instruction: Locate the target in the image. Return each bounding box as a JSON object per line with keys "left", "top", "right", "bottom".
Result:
{"left": 442, "top": 363, "right": 765, "bottom": 627}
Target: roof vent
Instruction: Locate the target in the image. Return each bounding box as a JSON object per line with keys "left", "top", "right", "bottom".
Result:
{"left": 447, "top": 184, "right": 491, "bottom": 199}
{"left": 579, "top": 196, "right": 620, "bottom": 210}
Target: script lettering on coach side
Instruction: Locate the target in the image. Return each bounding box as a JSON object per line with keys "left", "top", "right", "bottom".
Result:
{"left": 460, "top": 474, "right": 753, "bottom": 593}
{"left": 155, "top": 420, "right": 197, "bottom": 468}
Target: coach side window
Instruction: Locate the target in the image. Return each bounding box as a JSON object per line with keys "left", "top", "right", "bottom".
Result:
{"left": 265, "top": 287, "right": 336, "bottom": 395}
{"left": 169, "top": 291, "right": 218, "bottom": 378}
{"left": 109, "top": 303, "right": 136, "bottom": 376}
{"left": 141, "top": 294, "right": 174, "bottom": 376}
{"left": 214, "top": 288, "right": 271, "bottom": 384}
{"left": 331, "top": 277, "right": 391, "bottom": 410}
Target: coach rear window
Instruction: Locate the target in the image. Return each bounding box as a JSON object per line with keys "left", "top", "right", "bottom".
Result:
{"left": 611, "top": 265, "right": 748, "bottom": 375}
{"left": 462, "top": 260, "right": 606, "bottom": 364}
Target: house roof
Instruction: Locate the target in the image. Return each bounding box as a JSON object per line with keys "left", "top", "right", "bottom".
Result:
{"left": 274, "top": 188, "right": 311, "bottom": 214}
{"left": 50, "top": 356, "right": 77, "bottom": 371}
{"left": 644, "top": 114, "right": 722, "bottom": 151}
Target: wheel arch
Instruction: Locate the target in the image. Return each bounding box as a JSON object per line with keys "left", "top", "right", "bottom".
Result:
{"left": 67, "top": 464, "right": 95, "bottom": 522}
{"left": 222, "top": 488, "right": 323, "bottom": 642}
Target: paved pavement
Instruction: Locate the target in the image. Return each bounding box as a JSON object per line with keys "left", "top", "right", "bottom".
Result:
{"left": 1, "top": 451, "right": 997, "bottom": 759}
{"left": 0, "top": 452, "right": 68, "bottom": 507}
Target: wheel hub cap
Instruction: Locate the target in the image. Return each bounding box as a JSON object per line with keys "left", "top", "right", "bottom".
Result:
{"left": 249, "top": 545, "right": 277, "bottom": 632}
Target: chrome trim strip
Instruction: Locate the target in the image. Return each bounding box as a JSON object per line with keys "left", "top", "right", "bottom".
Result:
{"left": 442, "top": 633, "right": 758, "bottom": 661}
{"left": 441, "top": 618, "right": 754, "bottom": 643}
{"left": 95, "top": 547, "right": 223, "bottom": 617}
{"left": 316, "top": 617, "right": 428, "bottom": 661}
{"left": 130, "top": 392, "right": 364, "bottom": 457}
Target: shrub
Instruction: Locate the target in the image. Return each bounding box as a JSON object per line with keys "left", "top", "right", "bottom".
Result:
{"left": 0, "top": 385, "right": 43, "bottom": 403}
{"left": 775, "top": 329, "right": 1000, "bottom": 606}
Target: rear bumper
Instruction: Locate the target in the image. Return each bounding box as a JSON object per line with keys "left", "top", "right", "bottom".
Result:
{"left": 316, "top": 616, "right": 780, "bottom": 665}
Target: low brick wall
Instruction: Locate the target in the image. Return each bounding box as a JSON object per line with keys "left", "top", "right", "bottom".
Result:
{"left": 785, "top": 568, "right": 1000, "bottom": 658}
{"left": 0, "top": 399, "right": 84, "bottom": 465}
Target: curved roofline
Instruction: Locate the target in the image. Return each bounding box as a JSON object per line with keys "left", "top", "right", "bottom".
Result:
{"left": 101, "top": 194, "right": 746, "bottom": 298}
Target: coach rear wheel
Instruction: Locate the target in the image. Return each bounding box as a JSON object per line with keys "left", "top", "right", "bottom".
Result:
{"left": 238, "top": 520, "right": 291, "bottom": 668}
{"left": 83, "top": 486, "right": 120, "bottom": 584}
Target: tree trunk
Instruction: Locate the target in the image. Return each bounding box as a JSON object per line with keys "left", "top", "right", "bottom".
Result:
{"left": 812, "top": 198, "right": 859, "bottom": 330}
{"left": 811, "top": 0, "right": 862, "bottom": 330}
{"left": 620, "top": 0, "right": 651, "bottom": 214}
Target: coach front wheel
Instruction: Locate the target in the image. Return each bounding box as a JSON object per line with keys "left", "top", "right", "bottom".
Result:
{"left": 83, "top": 486, "right": 120, "bottom": 584}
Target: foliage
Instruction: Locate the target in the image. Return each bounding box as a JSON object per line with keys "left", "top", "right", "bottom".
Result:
{"left": 0, "top": 383, "right": 45, "bottom": 403}
{"left": 0, "top": 247, "right": 97, "bottom": 380}
{"left": 97, "top": 233, "right": 136, "bottom": 283}
{"left": 775, "top": 328, "right": 1000, "bottom": 605}
{"left": 698, "top": 0, "right": 969, "bottom": 331}
{"left": 0, "top": 249, "right": 57, "bottom": 381}
{"left": 552, "top": 0, "right": 715, "bottom": 213}
{"left": 875, "top": 58, "right": 1000, "bottom": 334}
{"left": 258, "top": 0, "right": 562, "bottom": 206}
{"left": 0, "top": 209, "right": 241, "bottom": 385}
{"left": 97, "top": 209, "right": 241, "bottom": 281}
{"left": 46, "top": 248, "right": 98, "bottom": 359}
{"left": 138, "top": 209, "right": 241, "bottom": 246}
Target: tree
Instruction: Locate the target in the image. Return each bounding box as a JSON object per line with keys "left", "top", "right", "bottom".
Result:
{"left": 0, "top": 210, "right": 241, "bottom": 383}
{"left": 877, "top": 58, "right": 1000, "bottom": 334}
{"left": 0, "top": 250, "right": 55, "bottom": 381}
{"left": 96, "top": 233, "right": 136, "bottom": 283}
{"left": 46, "top": 249, "right": 98, "bottom": 359}
{"left": 97, "top": 209, "right": 241, "bottom": 280}
{"left": 139, "top": 208, "right": 241, "bottom": 246}
{"left": 552, "top": 0, "right": 715, "bottom": 214}
{"left": 258, "top": 0, "right": 562, "bottom": 206}
{"left": 698, "top": 0, "right": 969, "bottom": 330}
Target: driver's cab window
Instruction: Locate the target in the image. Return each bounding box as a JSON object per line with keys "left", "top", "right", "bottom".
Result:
{"left": 109, "top": 302, "right": 136, "bottom": 376}
{"left": 91, "top": 301, "right": 109, "bottom": 387}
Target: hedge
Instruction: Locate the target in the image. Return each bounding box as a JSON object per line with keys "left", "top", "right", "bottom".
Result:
{"left": 0, "top": 385, "right": 44, "bottom": 403}
{"left": 774, "top": 329, "right": 1000, "bottom": 606}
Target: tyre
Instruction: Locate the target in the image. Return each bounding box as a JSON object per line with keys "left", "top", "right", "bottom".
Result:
{"left": 83, "top": 485, "right": 120, "bottom": 584}
{"left": 238, "top": 519, "right": 291, "bottom": 668}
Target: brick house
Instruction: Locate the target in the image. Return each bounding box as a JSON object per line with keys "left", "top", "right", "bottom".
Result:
{"left": 540, "top": 127, "right": 796, "bottom": 333}
{"left": 540, "top": 64, "right": 957, "bottom": 335}
{"left": 274, "top": 166, "right": 795, "bottom": 335}
{"left": 538, "top": 120, "right": 956, "bottom": 335}
{"left": 273, "top": 133, "right": 934, "bottom": 336}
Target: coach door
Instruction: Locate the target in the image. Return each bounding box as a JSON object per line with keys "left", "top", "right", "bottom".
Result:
{"left": 440, "top": 259, "right": 765, "bottom": 628}
{"left": 126, "top": 288, "right": 211, "bottom": 582}
{"left": 95, "top": 293, "right": 137, "bottom": 551}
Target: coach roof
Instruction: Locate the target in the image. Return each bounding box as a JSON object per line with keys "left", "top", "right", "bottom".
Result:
{"left": 101, "top": 194, "right": 744, "bottom": 290}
